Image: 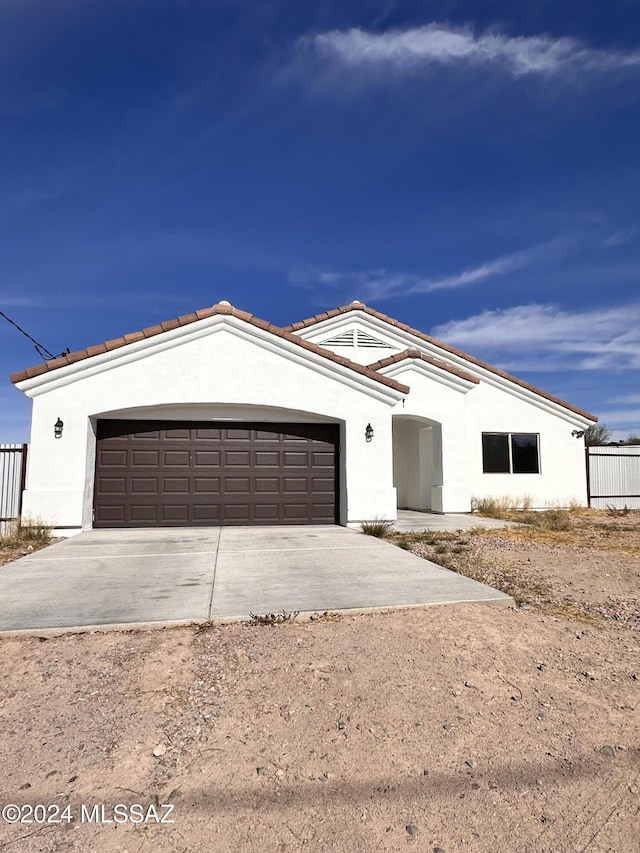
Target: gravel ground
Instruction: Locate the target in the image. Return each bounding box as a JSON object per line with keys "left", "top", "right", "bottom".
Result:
{"left": 0, "top": 514, "right": 638, "bottom": 852}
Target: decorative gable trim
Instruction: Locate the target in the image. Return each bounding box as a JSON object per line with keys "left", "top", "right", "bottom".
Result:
{"left": 11, "top": 303, "right": 409, "bottom": 398}
{"left": 368, "top": 349, "right": 480, "bottom": 385}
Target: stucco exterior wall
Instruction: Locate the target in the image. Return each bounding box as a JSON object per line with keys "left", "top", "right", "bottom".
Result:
{"left": 385, "top": 365, "right": 589, "bottom": 512}
{"left": 464, "top": 380, "right": 588, "bottom": 508}
{"left": 306, "top": 312, "right": 591, "bottom": 512}
{"left": 20, "top": 321, "right": 400, "bottom": 532}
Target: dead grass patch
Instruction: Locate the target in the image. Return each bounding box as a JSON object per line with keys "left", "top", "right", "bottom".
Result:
{"left": 388, "top": 515, "right": 640, "bottom": 625}
{"left": 471, "top": 509, "right": 640, "bottom": 558}
{"left": 0, "top": 517, "right": 54, "bottom": 568}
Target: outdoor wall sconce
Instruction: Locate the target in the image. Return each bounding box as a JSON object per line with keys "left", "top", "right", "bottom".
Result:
{"left": 365, "top": 423, "right": 374, "bottom": 443}
{"left": 54, "top": 418, "right": 64, "bottom": 439}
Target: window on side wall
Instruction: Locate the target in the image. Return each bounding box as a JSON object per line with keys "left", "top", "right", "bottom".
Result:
{"left": 482, "top": 433, "right": 540, "bottom": 474}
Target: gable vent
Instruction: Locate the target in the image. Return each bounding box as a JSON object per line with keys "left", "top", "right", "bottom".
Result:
{"left": 319, "top": 329, "right": 395, "bottom": 349}
{"left": 320, "top": 330, "right": 356, "bottom": 347}
{"left": 356, "top": 330, "right": 392, "bottom": 348}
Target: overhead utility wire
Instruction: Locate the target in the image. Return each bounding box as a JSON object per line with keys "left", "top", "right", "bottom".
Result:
{"left": 0, "top": 309, "right": 70, "bottom": 361}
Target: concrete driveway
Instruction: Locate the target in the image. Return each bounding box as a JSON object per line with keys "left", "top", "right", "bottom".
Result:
{"left": 0, "top": 526, "right": 512, "bottom": 633}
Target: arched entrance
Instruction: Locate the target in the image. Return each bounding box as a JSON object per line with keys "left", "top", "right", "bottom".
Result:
{"left": 392, "top": 415, "right": 442, "bottom": 512}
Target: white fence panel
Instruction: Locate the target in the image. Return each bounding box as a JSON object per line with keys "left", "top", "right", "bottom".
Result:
{"left": 0, "top": 444, "right": 28, "bottom": 536}
{"left": 588, "top": 446, "right": 640, "bottom": 510}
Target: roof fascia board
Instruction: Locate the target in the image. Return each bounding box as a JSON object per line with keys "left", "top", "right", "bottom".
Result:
{"left": 382, "top": 354, "right": 592, "bottom": 426}
{"left": 379, "top": 360, "right": 476, "bottom": 394}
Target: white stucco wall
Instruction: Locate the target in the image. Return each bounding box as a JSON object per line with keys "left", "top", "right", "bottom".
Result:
{"left": 464, "top": 380, "right": 589, "bottom": 508}
{"left": 385, "top": 366, "right": 589, "bottom": 511}
{"left": 302, "top": 312, "right": 592, "bottom": 512}
{"left": 18, "top": 318, "right": 402, "bottom": 532}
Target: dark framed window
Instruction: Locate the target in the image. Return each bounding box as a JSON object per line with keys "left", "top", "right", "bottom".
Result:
{"left": 482, "top": 433, "right": 540, "bottom": 474}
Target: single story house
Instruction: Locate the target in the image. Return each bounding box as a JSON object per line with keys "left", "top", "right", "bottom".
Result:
{"left": 11, "top": 300, "right": 596, "bottom": 535}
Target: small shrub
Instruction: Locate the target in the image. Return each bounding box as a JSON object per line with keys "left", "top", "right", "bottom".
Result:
{"left": 606, "top": 504, "right": 630, "bottom": 517}
{"left": 471, "top": 495, "right": 532, "bottom": 518}
{"left": 18, "top": 516, "right": 53, "bottom": 544}
{"left": 529, "top": 509, "right": 573, "bottom": 532}
{"left": 361, "top": 518, "right": 393, "bottom": 538}
{"left": 0, "top": 516, "right": 52, "bottom": 547}
{"left": 247, "top": 610, "right": 299, "bottom": 626}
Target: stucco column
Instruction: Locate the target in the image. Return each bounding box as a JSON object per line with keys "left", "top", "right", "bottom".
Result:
{"left": 344, "top": 415, "right": 397, "bottom": 523}
{"left": 430, "top": 422, "right": 472, "bottom": 513}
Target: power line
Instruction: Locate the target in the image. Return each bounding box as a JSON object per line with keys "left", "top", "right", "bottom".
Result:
{"left": 0, "top": 310, "right": 69, "bottom": 361}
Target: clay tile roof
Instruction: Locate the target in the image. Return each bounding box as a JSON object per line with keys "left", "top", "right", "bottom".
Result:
{"left": 367, "top": 349, "right": 480, "bottom": 384}
{"left": 286, "top": 303, "right": 597, "bottom": 421}
{"left": 10, "top": 302, "right": 409, "bottom": 394}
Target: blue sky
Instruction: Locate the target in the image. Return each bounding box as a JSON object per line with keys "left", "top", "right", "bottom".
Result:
{"left": 1, "top": 0, "right": 639, "bottom": 441}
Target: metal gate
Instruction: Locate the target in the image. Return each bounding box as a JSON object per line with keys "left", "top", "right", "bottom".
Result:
{"left": 0, "top": 444, "right": 28, "bottom": 536}
{"left": 587, "top": 446, "right": 640, "bottom": 510}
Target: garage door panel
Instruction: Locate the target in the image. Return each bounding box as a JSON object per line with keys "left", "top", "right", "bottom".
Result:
{"left": 130, "top": 505, "right": 159, "bottom": 523}
{"left": 255, "top": 451, "right": 279, "bottom": 467}
{"left": 194, "top": 504, "right": 220, "bottom": 521}
{"left": 131, "top": 430, "right": 161, "bottom": 441}
{"left": 312, "top": 477, "right": 334, "bottom": 492}
{"left": 312, "top": 503, "right": 335, "bottom": 519}
{"left": 226, "top": 428, "right": 251, "bottom": 441}
{"left": 95, "top": 420, "right": 338, "bottom": 527}
{"left": 132, "top": 450, "right": 159, "bottom": 466}
{"left": 223, "top": 504, "right": 251, "bottom": 522}
{"left": 161, "top": 505, "right": 190, "bottom": 522}
{"left": 163, "top": 477, "right": 190, "bottom": 493}
{"left": 224, "top": 477, "right": 251, "bottom": 493}
{"left": 255, "top": 477, "right": 279, "bottom": 493}
{"left": 225, "top": 450, "right": 251, "bottom": 466}
{"left": 131, "top": 478, "right": 158, "bottom": 494}
{"left": 283, "top": 451, "right": 308, "bottom": 467}
{"left": 195, "top": 450, "right": 221, "bottom": 466}
{"left": 164, "top": 428, "right": 191, "bottom": 440}
{"left": 312, "top": 451, "right": 334, "bottom": 467}
{"left": 194, "top": 477, "right": 220, "bottom": 493}
{"left": 282, "top": 503, "right": 310, "bottom": 519}
{"left": 195, "top": 427, "right": 222, "bottom": 440}
{"left": 254, "top": 504, "right": 279, "bottom": 519}
{"left": 97, "top": 478, "right": 126, "bottom": 494}
{"left": 99, "top": 449, "right": 128, "bottom": 467}
{"left": 255, "top": 430, "right": 281, "bottom": 441}
{"left": 97, "top": 510, "right": 126, "bottom": 526}
{"left": 284, "top": 478, "right": 308, "bottom": 492}
{"left": 163, "top": 450, "right": 190, "bottom": 466}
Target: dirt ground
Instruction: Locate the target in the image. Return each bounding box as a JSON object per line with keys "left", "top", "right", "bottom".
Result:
{"left": 0, "top": 512, "right": 638, "bottom": 852}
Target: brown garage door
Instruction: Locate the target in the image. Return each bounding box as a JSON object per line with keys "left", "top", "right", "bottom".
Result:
{"left": 94, "top": 420, "right": 339, "bottom": 527}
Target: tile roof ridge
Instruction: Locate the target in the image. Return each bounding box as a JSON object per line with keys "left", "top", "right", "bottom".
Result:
{"left": 367, "top": 349, "right": 480, "bottom": 384}
{"left": 10, "top": 301, "right": 409, "bottom": 395}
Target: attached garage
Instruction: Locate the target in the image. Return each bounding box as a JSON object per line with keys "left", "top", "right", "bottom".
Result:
{"left": 94, "top": 420, "right": 339, "bottom": 527}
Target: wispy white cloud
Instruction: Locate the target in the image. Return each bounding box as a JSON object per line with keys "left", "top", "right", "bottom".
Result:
{"left": 609, "top": 393, "right": 640, "bottom": 404}
{"left": 594, "top": 408, "right": 640, "bottom": 428}
{"left": 303, "top": 23, "right": 640, "bottom": 79}
{"left": 291, "top": 238, "right": 569, "bottom": 300}
{"left": 602, "top": 228, "right": 637, "bottom": 249}
{"left": 431, "top": 303, "right": 640, "bottom": 371}
{"left": 0, "top": 295, "right": 43, "bottom": 308}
